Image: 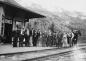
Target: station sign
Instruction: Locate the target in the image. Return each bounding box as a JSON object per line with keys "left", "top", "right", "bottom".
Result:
{"left": 4, "top": 19, "right": 12, "bottom": 24}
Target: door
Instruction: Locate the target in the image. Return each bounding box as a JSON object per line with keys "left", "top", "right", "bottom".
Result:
{"left": 4, "top": 23, "right": 12, "bottom": 43}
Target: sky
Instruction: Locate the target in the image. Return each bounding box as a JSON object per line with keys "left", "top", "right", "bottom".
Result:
{"left": 15, "top": 0, "right": 86, "bottom": 14}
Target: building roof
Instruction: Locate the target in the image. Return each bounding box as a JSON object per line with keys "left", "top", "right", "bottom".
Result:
{"left": 0, "top": 0, "right": 45, "bottom": 20}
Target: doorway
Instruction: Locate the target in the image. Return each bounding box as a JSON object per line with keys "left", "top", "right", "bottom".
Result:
{"left": 4, "top": 23, "right": 12, "bottom": 44}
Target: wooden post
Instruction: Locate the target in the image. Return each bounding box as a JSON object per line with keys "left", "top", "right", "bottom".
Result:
{"left": 0, "top": 6, "right": 5, "bottom": 36}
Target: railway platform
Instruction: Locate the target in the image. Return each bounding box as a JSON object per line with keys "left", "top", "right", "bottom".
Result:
{"left": 0, "top": 43, "right": 86, "bottom": 61}
{"left": 0, "top": 44, "right": 57, "bottom": 55}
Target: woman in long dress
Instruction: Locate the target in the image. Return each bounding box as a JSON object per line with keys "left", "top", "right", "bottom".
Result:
{"left": 62, "top": 33, "right": 69, "bottom": 47}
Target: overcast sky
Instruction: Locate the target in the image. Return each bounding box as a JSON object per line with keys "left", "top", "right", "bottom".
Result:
{"left": 15, "top": 0, "right": 86, "bottom": 14}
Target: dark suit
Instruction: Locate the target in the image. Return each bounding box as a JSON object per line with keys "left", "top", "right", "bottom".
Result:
{"left": 12, "top": 30, "right": 18, "bottom": 47}
{"left": 19, "top": 34, "right": 24, "bottom": 47}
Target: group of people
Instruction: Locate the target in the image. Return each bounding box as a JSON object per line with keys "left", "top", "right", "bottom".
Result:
{"left": 61, "top": 30, "right": 81, "bottom": 47}
{"left": 12, "top": 27, "right": 81, "bottom": 48}
{"left": 12, "top": 28, "right": 40, "bottom": 47}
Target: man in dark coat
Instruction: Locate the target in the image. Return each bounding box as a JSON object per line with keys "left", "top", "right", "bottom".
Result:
{"left": 72, "top": 30, "right": 81, "bottom": 45}
{"left": 56, "top": 32, "right": 63, "bottom": 48}
{"left": 67, "top": 32, "right": 73, "bottom": 47}
{"left": 12, "top": 30, "right": 20, "bottom": 47}
{"left": 32, "top": 30, "right": 38, "bottom": 46}
{"left": 32, "top": 29, "right": 36, "bottom": 46}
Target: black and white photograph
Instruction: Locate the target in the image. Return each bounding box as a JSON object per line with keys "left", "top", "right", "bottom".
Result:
{"left": 0, "top": 0, "right": 86, "bottom": 61}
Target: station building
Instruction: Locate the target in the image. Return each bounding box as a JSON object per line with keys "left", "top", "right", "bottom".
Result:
{"left": 0, "top": 0, "right": 45, "bottom": 43}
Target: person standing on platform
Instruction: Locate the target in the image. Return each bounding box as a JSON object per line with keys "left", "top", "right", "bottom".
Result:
{"left": 62, "top": 33, "right": 69, "bottom": 47}
{"left": 32, "top": 29, "right": 36, "bottom": 46}
{"left": 24, "top": 29, "right": 30, "bottom": 47}
{"left": 29, "top": 28, "right": 33, "bottom": 46}
{"left": 37, "top": 32, "right": 42, "bottom": 47}
{"left": 33, "top": 30, "right": 38, "bottom": 46}
{"left": 41, "top": 32, "right": 46, "bottom": 47}
{"left": 36, "top": 30, "right": 41, "bottom": 46}
{"left": 57, "top": 32, "right": 63, "bottom": 48}
{"left": 19, "top": 28, "right": 24, "bottom": 47}
{"left": 12, "top": 30, "right": 19, "bottom": 47}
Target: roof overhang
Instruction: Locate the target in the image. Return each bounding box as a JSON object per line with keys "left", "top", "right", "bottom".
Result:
{"left": 0, "top": 0, "right": 45, "bottom": 20}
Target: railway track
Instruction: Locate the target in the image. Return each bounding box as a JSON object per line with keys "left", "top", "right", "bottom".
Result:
{"left": 0, "top": 45, "right": 86, "bottom": 61}
{"left": 24, "top": 47, "right": 86, "bottom": 61}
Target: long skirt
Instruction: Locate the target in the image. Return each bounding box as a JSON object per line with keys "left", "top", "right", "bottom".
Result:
{"left": 62, "top": 37, "right": 69, "bottom": 47}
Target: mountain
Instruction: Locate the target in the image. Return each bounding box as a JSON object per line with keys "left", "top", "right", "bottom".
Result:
{"left": 28, "top": 3, "right": 86, "bottom": 31}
